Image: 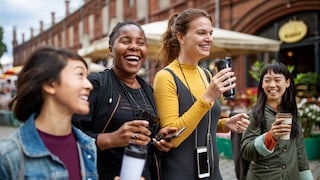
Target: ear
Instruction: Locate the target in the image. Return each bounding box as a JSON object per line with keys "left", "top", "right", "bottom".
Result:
{"left": 286, "top": 79, "right": 290, "bottom": 88}
{"left": 108, "top": 47, "right": 113, "bottom": 57}
{"left": 176, "top": 32, "right": 184, "bottom": 44}
{"left": 42, "top": 81, "right": 56, "bottom": 95}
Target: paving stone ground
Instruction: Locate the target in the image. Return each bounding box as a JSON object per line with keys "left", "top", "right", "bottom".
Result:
{"left": 1, "top": 126, "right": 319, "bottom": 180}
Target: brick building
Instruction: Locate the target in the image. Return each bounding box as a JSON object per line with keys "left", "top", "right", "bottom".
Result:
{"left": 12, "top": 0, "right": 320, "bottom": 93}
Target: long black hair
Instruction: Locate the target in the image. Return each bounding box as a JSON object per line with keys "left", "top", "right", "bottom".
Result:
{"left": 251, "top": 62, "right": 299, "bottom": 138}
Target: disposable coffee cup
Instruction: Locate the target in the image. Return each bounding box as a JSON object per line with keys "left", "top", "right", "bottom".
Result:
{"left": 276, "top": 113, "right": 293, "bottom": 140}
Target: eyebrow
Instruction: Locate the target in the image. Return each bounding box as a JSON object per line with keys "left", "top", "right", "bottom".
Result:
{"left": 73, "top": 65, "right": 86, "bottom": 71}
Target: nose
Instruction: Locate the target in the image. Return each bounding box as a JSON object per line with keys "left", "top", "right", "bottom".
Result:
{"left": 128, "top": 43, "right": 139, "bottom": 50}
{"left": 85, "top": 78, "right": 93, "bottom": 91}
{"left": 269, "top": 80, "right": 276, "bottom": 87}
{"left": 205, "top": 33, "right": 212, "bottom": 43}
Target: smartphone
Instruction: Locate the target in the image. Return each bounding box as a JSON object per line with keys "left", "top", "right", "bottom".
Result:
{"left": 155, "top": 127, "right": 186, "bottom": 142}
{"left": 197, "top": 146, "right": 210, "bottom": 178}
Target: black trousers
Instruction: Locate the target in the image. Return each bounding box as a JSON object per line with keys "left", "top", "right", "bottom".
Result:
{"left": 231, "top": 132, "right": 250, "bottom": 180}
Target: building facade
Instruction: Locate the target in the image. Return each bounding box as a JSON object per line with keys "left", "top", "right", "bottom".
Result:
{"left": 12, "top": 0, "right": 320, "bottom": 93}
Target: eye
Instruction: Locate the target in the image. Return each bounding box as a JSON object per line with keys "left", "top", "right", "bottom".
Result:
{"left": 138, "top": 41, "right": 145, "bottom": 46}
{"left": 263, "top": 79, "right": 270, "bottom": 83}
{"left": 120, "top": 37, "right": 131, "bottom": 44}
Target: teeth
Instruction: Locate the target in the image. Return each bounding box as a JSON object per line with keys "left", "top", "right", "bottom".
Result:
{"left": 80, "top": 96, "right": 88, "bottom": 101}
{"left": 126, "top": 56, "right": 139, "bottom": 60}
{"left": 201, "top": 45, "right": 210, "bottom": 48}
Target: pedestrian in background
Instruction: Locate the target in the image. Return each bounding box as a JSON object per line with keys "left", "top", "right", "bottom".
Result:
{"left": 0, "top": 47, "right": 98, "bottom": 180}
{"left": 153, "top": 8, "right": 250, "bottom": 180}
{"left": 241, "top": 62, "right": 313, "bottom": 180}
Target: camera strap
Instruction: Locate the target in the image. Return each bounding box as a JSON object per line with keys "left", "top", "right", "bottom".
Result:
{"left": 177, "top": 63, "right": 214, "bottom": 178}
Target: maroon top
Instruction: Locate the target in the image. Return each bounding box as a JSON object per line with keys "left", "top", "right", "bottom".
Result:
{"left": 38, "top": 129, "right": 81, "bottom": 180}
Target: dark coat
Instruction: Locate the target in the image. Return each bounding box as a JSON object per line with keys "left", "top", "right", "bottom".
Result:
{"left": 73, "top": 69, "right": 160, "bottom": 180}
{"left": 241, "top": 105, "right": 310, "bottom": 180}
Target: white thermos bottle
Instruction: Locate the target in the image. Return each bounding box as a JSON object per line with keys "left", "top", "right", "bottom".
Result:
{"left": 120, "top": 144, "right": 147, "bottom": 180}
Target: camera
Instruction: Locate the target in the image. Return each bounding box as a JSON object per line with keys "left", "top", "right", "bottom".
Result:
{"left": 136, "top": 110, "right": 160, "bottom": 130}
{"left": 197, "top": 146, "right": 210, "bottom": 178}
{"left": 214, "top": 57, "right": 236, "bottom": 100}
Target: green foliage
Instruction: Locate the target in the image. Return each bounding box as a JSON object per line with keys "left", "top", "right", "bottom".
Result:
{"left": 249, "top": 60, "right": 295, "bottom": 82}
{"left": 249, "top": 61, "right": 264, "bottom": 82}
{"left": 294, "top": 72, "right": 320, "bottom": 85}
{"left": 0, "top": 26, "right": 7, "bottom": 58}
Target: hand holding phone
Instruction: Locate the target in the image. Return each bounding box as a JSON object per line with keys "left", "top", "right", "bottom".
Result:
{"left": 155, "top": 127, "right": 186, "bottom": 142}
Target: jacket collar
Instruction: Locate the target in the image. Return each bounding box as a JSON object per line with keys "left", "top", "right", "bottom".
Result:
{"left": 19, "top": 113, "right": 94, "bottom": 158}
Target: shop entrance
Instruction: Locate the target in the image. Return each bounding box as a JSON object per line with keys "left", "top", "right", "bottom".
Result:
{"left": 279, "top": 44, "right": 315, "bottom": 76}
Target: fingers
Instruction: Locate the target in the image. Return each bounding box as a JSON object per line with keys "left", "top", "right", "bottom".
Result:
{"left": 126, "top": 120, "right": 151, "bottom": 136}
{"left": 153, "top": 138, "right": 174, "bottom": 152}
{"left": 208, "top": 68, "right": 236, "bottom": 97}
{"left": 236, "top": 120, "right": 249, "bottom": 133}
{"left": 157, "top": 127, "right": 178, "bottom": 137}
{"left": 129, "top": 133, "right": 150, "bottom": 145}
{"left": 128, "top": 120, "right": 149, "bottom": 128}
{"left": 122, "top": 120, "right": 151, "bottom": 146}
{"left": 271, "top": 123, "right": 291, "bottom": 139}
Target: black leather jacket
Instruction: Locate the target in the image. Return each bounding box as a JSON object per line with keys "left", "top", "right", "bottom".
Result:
{"left": 73, "top": 69, "right": 160, "bottom": 180}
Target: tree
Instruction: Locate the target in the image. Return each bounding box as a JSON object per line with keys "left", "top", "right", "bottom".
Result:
{"left": 0, "top": 26, "right": 7, "bottom": 58}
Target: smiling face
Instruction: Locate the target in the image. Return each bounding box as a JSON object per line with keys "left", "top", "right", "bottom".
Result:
{"left": 50, "top": 59, "right": 93, "bottom": 115}
{"left": 178, "top": 17, "right": 213, "bottom": 60}
{"left": 262, "top": 70, "right": 290, "bottom": 107}
{"left": 109, "top": 24, "right": 147, "bottom": 78}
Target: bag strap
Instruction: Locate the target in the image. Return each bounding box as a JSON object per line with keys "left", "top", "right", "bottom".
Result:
{"left": 94, "top": 69, "right": 118, "bottom": 133}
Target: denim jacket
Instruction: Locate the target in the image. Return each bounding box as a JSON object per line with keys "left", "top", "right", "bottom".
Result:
{"left": 0, "top": 113, "right": 98, "bottom": 180}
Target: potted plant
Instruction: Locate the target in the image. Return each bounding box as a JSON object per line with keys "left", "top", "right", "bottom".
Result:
{"left": 297, "top": 98, "right": 320, "bottom": 160}
{"left": 294, "top": 72, "right": 320, "bottom": 98}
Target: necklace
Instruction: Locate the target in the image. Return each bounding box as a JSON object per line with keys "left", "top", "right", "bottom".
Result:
{"left": 120, "top": 81, "right": 146, "bottom": 108}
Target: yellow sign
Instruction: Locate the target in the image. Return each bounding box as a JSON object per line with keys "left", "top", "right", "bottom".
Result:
{"left": 278, "top": 20, "right": 307, "bottom": 43}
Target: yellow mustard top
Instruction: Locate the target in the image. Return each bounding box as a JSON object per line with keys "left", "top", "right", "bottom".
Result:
{"left": 153, "top": 60, "right": 228, "bottom": 147}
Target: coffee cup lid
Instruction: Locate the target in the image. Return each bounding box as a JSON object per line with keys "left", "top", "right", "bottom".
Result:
{"left": 275, "top": 113, "right": 293, "bottom": 118}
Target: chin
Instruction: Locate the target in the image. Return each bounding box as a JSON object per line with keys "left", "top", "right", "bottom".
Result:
{"left": 76, "top": 108, "right": 90, "bottom": 115}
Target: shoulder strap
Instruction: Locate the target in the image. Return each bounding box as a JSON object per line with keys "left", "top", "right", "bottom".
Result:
{"left": 201, "top": 68, "right": 211, "bottom": 82}
{"left": 163, "top": 68, "right": 179, "bottom": 94}
{"left": 6, "top": 137, "right": 24, "bottom": 180}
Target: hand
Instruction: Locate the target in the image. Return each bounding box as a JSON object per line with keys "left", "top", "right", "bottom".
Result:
{"left": 203, "top": 68, "right": 236, "bottom": 103}
{"left": 97, "top": 120, "right": 151, "bottom": 150}
{"left": 225, "top": 113, "right": 250, "bottom": 133}
{"left": 152, "top": 127, "right": 178, "bottom": 152}
{"left": 270, "top": 118, "right": 291, "bottom": 139}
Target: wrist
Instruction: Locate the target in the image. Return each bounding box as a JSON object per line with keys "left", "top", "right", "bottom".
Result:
{"left": 202, "top": 93, "right": 214, "bottom": 105}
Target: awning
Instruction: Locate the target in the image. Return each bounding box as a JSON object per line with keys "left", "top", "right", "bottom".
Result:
{"left": 78, "top": 20, "right": 281, "bottom": 60}
{"left": 4, "top": 66, "right": 23, "bottom": 75}
{"left": 78, "top": 37, "right": 109, "bottom": 60}
{"left": 142, "top": 20, "right": 281, "bottom": 59}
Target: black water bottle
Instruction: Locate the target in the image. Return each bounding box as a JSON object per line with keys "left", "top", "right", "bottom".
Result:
{"left": 214, "top": 57, "right": 236, "bottom": 100}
